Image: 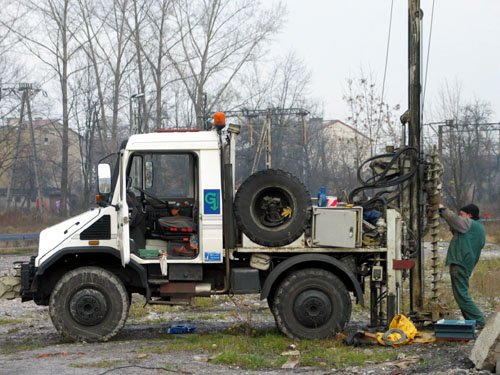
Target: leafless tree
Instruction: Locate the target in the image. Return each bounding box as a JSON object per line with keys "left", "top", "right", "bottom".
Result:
{"left": 5, "top": 0, "right": 84, "bottom": 215}
{"left": 71, "top": 62, "right": 101, "bottom": 207}
{"left": 432, "top": 82, "right": 499, "bottom": 209}
{"left": 77, "top": 0, "right": 133, "bottom": 149}
{"left": 127, "top": 0, "right": 180, "bottom": 131}
{"left": 0, "top": 2, "right": 28, "bottom": 123}
{"left": 167, "top": 0, "right": 284, "bottom": 128}
{"left": 231, "top": 53, "right": 318, "bottom": 190}
{"left": 343, "top": 72, "right": 401, "bottom": 161}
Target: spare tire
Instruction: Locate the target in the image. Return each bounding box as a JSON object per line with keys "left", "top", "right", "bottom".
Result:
{"left": 234, "top": 169, "right": 310, "bottom": 247}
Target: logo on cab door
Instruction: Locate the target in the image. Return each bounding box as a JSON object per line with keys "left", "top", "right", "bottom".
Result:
{"left": 203, "top": 189, "right": 220, "bottom": 214}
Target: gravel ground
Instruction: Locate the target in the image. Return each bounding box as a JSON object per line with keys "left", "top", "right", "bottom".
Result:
{"left": 0, "top": 248, "right": 498, "bottom": 375}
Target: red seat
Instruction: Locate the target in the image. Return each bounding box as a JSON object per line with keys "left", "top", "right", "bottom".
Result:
{"left": 158, "top": 216, "right": 195, "bottom": 232}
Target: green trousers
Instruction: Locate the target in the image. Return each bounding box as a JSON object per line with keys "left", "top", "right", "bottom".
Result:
{"left": 449, "top": 264, "right": 485, "bottom": 327}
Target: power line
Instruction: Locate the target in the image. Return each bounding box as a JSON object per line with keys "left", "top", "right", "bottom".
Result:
{"left": 422, "top": 0, "right": 436, "bottom": 117}
{"left": 376, "top": 0, "right": 394, "bottom": 132}
{"left": 380, "top": 0, "right": 394, "bottom": 108}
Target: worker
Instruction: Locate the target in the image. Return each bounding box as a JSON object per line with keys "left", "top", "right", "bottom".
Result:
{"left": 439, "top": 203, "right": 486, "bottom": 328}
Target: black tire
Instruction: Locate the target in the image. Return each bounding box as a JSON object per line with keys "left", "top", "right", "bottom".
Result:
{"left": 272, "top": 268, "right": 352, "bottom": 339}
{"left": 49, "top": 267, "right": 129, "bottom": 342}
{"left": 234, "top": 169, "right": 310, "bottom": 247}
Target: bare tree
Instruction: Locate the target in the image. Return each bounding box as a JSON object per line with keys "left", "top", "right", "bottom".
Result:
{"left": 167, "top": 0, "right": 284, "bottom": 128}
{"left": 230, "top": 53, "right": 318, "bottom": 190}
{"left": 127, "top": 0, "right": 179, "bottom": 131}
{"left": 77, "top": 0, "right": 133, "bottom": 148}
{"left": 426, "top": 80, "right": 500, "bottom": 209}
{"left": 343, "top": 72, "right": 401, "bottom": 161}
{"left": 71, "top": 62, "right": 102, "bottom": 207}
{"left": 6, "top": 0, "right": 83, "bottom": 215}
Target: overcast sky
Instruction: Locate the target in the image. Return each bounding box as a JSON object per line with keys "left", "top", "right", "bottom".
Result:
{"left": 271, "top": 0, "right": 500, "bottom": 123}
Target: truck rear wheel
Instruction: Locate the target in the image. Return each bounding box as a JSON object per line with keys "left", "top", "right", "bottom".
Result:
{"left": 49, "top": 267, "right": 129, "bottom": 342}
{"left": 272, "top": 268, "right": 351, "bottom": 339}
{"left": 234, "top": 169, "right": 309, "bottom": 247}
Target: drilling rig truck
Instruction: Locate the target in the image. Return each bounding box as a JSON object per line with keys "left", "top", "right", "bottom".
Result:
{"left": 1, "top": 0, "right": 445, "bottom": 342}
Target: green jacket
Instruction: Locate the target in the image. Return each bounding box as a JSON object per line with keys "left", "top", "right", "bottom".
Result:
{"left": 440, "top": 208, "right": 486, "bottom": 276}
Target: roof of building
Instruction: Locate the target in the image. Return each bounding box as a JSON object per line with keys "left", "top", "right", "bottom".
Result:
{"left": 322, "top": 119, "right": 372, "bottom": 141}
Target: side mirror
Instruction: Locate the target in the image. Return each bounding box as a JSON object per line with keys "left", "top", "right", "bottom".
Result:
{"left": 97, "top": 163, "right": 112, "bottom": 195}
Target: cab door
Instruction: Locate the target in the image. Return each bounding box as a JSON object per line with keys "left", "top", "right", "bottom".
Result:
{"left": 117, "top": 150, "right": 130, "bottom": 266}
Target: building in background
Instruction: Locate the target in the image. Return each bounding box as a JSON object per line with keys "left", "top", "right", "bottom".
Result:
{"left": 0, "top": 118, "right": 83, "bottom": 212}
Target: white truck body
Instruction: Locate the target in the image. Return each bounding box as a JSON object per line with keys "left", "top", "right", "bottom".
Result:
{"left": 16, "top": 128, "right": 409, "bottom": 343}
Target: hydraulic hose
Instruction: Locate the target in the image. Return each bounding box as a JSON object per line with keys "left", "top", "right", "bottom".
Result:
{"left": 348, "top": 147, "right": 418, "bottom": 206}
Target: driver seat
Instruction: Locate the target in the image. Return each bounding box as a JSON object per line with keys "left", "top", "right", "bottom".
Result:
{"left": 157, "top": 215, "right": 195, "bottom": 233}
{"left": 157, "top": 214, "right": 197, "bottom": 257}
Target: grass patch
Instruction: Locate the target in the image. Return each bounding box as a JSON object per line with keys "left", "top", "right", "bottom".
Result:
{"left": 298, "top": 344, "right": 395, "bottom": 369}
{"left": 0, "top": 248, "right": 36, "bottom": 255}
{"left": 0, "top": 338, "right": 57, "bottom": 354}
{"left": 484, "top": 221, "right": 500, "bottom": 244}
{"left": 192, "top": 295, "right": 232, "bottom": 309}
{"left": 128, "top": 301, "right": 150, "bottom": 320}
{"left": 192, "top": 297, "right": 217, "bottom": 309}
{"left": 184, "top": 314, "right": 225, "bottom": 321}
{"left": 69, "top": 360, "right": 121, "bottom": 369}
{"left": 471, "top": 258, "right": 500, "bottom": 298}
{"left": 412, "top": 253, "right": 500, "bottom": 313}
{"left": 424, "top": 217, "right": 500, "bottom": 244}
{"left": 0, "top": 317, "right": 23, "bottom": 325}
{"left": 128, "top": 298, "right": 174, "bottom": 320}
{"left": 0, "top": 210, "right": 61, "bottom": 234}
{"left": 139, "top": 329, "right": 396, "bottom": 370}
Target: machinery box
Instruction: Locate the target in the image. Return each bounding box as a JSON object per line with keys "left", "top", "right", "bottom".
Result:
{"left": 312, "top": 206, "right": 363, "bottom": 248}
{"left": 230, "top": 268, "right": 261, "bottom": 294}
{"left": 434, "top": 319, "right": 476, "bottom": 340}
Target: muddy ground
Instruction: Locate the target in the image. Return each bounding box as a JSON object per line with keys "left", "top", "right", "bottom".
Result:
{"left": 0, "top": 249, "right": 498, "bottom": 375}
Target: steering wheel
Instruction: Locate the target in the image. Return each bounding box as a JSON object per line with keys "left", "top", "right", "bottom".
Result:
{"left": 132, "top": 186, "right": 172, "bottom": 215}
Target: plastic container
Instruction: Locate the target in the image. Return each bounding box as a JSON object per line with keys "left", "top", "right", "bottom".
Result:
{"left": 138, "top": 248, "right": 160, "bottom": 258}
{"left": 167, "top": 324, "right": 196, "bottom": 334}
{"left": 317, "top": 187, "right": 327, "bottom": 207}
{"left": 434, "top": 319, "right": 476, "bottom": 340}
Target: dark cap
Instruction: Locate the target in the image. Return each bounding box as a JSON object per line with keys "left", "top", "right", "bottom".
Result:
{"left": 460, "top": 204, "right": 480, "bottom": 220}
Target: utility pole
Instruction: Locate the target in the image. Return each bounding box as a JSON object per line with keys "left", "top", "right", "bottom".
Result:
{"left": 130, "top": 92, "right": 145, "bottom": 134}
{"left": 252, "top": 110, "right": 272, "bottom": 173}
{"left": 5, "top": 91, "right": 27, "bottom": 210}
{"left": 5, "top": 84, "right": 43, "bottom": 213}
{"left": 26, "top": 90, "right": 43, "bottom": 214}
{"left": 407, "top": 0, "right": 424, "bottom": 313}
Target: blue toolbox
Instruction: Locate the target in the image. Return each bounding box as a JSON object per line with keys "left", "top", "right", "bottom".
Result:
{"left": 167, "top": 324, "right": 196, "bottom": 334}
{"left": 434, "top": 319, "right": 476, "bottom": 340}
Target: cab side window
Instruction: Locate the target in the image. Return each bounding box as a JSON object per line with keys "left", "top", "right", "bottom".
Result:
{"left": 145, "top": 153, "right": 195, "bottom": 199}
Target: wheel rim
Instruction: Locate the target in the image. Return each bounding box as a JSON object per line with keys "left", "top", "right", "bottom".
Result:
{"left": 293, "top": 289, "right": 332, "bottom": 328}
{"left": 253, "top": 187, "right": 293, "bottom": 229}
{"left": 69, "top": 289, "right": 108, "bottom": 326}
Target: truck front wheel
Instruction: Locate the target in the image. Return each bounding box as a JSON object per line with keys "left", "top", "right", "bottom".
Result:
{"left": 272, "top": 268, "right": 351, "bottom": 339}
{"left": 49, "top": 267, "right": 129, "bottom": 342}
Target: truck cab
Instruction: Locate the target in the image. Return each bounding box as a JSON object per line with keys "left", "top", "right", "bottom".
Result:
{"left": 101, "top": 130, "right": 224, "bottom": 267}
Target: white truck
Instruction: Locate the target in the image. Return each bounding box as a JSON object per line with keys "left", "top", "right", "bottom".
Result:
{"left": 13, "top": 114, "right": 424, "bottom": 342}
